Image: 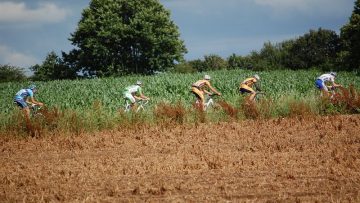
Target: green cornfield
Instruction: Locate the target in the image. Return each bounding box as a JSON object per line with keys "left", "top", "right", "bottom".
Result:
{"left": 1, "top": 69, "right": 360, "bottom": 134}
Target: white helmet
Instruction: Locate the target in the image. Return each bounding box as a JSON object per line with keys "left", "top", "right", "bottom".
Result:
{"left": 204, "top": 75, "right": 211, "bottom": 80}
{"left": 330, "top": 72, "right": 337, "bottom": 77}
{"left": 136, "top": 80, "right": 142, "bottom": 85}
{"left": 253, "top": 74, "right": 260, "bottom": 80}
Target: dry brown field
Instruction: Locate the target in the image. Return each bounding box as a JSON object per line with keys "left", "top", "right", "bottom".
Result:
{"left": 1, "top": 115, "right": 360, "bottom": 202}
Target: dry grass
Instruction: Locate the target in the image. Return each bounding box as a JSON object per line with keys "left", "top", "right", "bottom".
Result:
{"left": 1, "top": 115, "right": 360, "bottom": 202}
{"left": 218, "top": 100, "right": 238, "bottom": 119}
{"left": 154, "top": 102, "right": 186, "bottom": 124}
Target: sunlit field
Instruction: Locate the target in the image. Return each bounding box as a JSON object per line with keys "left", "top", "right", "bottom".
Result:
{"left": 1, "top": 69, "right": 360, "bottom": 202}
{"left": 1, "top": 69, "right": 360, "bottom": 135}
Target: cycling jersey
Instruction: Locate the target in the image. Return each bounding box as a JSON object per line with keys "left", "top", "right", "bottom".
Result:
{"left": 240, "top": 77, "right": 257, "bottom": 88}
{"left": 14, "top": 89, "right": 34, "bottom": 108}
{"left": 239, "top": 77, "right": 257, "bottom": 94}
{"left": 192, "top": 80, "right": 210, "bottom": 90}
{"left": 123, "top": 85, "right": 142, "bottom": 95}
{"left": 14, "top": 89, "right": 34, "bottom": 101}
{"left": 317, "top": 74, "right": 335, "bottom": 82}
{"left": 123, "top": 85, "right": 142, "bottom": 103}
{"left": 315, "top": 74, "right": 335, "bottom": 91}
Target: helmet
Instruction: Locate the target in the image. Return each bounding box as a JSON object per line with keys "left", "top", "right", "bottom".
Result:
{"left": 253, "top": 74, "right": 260, "bottom": 80}
{"left": 136, "top": 80, "right": 142, "bottom": 85}
{"left": 204, "top": 75, "right": 211, "bottom": 80}
{"left": 330, "top": 72, "right": 337, "bottom": 77}
{"left": 28, "top": 84, "right": 37, "bottom": 90}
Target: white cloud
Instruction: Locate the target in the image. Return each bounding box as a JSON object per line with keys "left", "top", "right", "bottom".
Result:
{"left": 161, "top": 0, "right": 245, "bottom": 15}
{"left": 253, "top": 0, "right": 353, "bottom": 17}
{"left": 0, "top": 2, "right": 70, "bottom": 23}
{"left": 0, "top": 45, "right": 38, "bottom": 68}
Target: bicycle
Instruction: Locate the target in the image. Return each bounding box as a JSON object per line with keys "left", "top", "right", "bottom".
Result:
{"left": 254, "top": 91, "right": 266, "bottom": 102}
{"left": 195, "top": 94, "right": 219, "bottom": 111}
{"left": 30, "top": 104, "right": 44, "bottom": 118}
{"left": 124, "top": 99, "right": 149, "bottom": 112}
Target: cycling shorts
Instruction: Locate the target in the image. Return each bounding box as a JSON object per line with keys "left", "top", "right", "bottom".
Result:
{"left": 315, "top": 79, "right": 327, "bottom": 91}
{"left": 124, "top": 92, "right": 136, "bottom": 103}
{"left": 239, "top": 85, "right": 255, "bottom": 94}
{"left": 191, "top": 87, "right": 204, "bottom": 102}
{"left": 14, "top": 99, "right": 28, "bottom": 109}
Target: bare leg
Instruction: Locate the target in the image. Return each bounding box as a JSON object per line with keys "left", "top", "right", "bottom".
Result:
{"left": 249, "top": 92, "right": 256, "bottom": 101}
{"left": 23, "top": 107, "right": 31, "bottom": 121}
{"left": 321, "top": 89, "right": 330, "bottom": 98}
{"left": 130, "top": 103, "right": 137, "bottom": 111}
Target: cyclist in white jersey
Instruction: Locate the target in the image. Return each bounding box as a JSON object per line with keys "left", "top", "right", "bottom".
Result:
{"left": 123, "top": 81, "right": 150, "bottom": 111}
{"left": 315, "top": 72, "right": 342, "bottom": 97}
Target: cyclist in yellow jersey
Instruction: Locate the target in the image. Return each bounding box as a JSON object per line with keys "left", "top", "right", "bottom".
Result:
{"left": 191, "top": 75, "right": 221, "bottom": 110}
{"left": 239, "top": 74, "right": 261, "bottom": 101}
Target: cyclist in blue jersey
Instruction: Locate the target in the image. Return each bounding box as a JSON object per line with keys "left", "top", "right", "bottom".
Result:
{"left": 14, "top": 84, "right": 44, "bottom": 120}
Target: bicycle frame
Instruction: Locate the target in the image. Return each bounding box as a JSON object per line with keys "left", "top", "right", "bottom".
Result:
{"left": 254, "top": 91, "right": 265, "bottom": 102}
{"left": 124, "top": 100, "right": 149, "bottom": 112}
{"left": 195, "top": 94, "right": 216, "bottom": 110}
{"left": 30, "top": 104, "right": 44, "bottom": 118}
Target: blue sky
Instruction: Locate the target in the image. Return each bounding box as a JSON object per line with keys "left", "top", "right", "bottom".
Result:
{"left": 0, "top": 0, "right": 355, "bottom": 75}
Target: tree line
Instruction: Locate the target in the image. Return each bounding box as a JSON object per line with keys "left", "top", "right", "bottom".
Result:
{"left": 1, "top": 0, "right": 359, "bottom": 83}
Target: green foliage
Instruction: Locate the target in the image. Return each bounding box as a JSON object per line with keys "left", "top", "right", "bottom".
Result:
{"left": 182, "top": 54, "right": 227, "bottom": 72}
{"left": 1, "top": 69, "right": 360, "bottom": 134}
{"left": 227, "top": 54, "right": 252, "bottom": 70}
{"left": 0, "top": 64, "right": 27, "bottom": 83}
{"left": 172, "top": 62, "right": 196, "bottom": 73}
{"left": 202, "top": 54, "right": 227, "bottom": 71}
{"left": 1, "top": 69, "right": 359, "bottom": 113}
{"left": 257, "top": 42, "right": 284, "bottom": 70}
{"left": 284, "top": 28, "right": 340, "bottom": 70}
{"left": 340, "top": 0, "right": 360, "bottom": 71}
{"left": 235, "top": 29, "right": 341, "bottom": 71}
{"left": 65, "top": 0, "right": 186, "bottom": 77}
{"left": 30, "top": 51, "right": 77, "bottom": 81}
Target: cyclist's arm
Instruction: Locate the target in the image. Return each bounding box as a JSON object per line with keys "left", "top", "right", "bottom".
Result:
{"left": 139, "top": 94, "right": 149, "bottom": 100}
{"left": 254, "top": 82, "right": 261, "bottom": 92}
{"left": 332, "top": 82, "right": 342, "bottom": 88}
{"left": 132, "top": 94, "right": 143, "bottom": 100}
{"left": 206, "top": 82, "right": 221, "bottom": 95}
{"left": 27, "top": 97, "right": 43, "bottom": 106}
{"left": 133, "top": 92, "right": 149, "bottom": 100}
{"left": 203, "top": 89, "right": 212, "bottom": 95}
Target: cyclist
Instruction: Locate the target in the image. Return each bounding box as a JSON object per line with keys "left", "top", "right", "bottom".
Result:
{"left": 123, "top": 81, "right": 150, "bottom": 111}
{"left": 191, "top": 74, "right": 221, "bottom": 111}
{"left": 315, "top": 72, "right": 342, "bottom": 97}
{"left": 14, "top": 84, "right": 44, "bottom": 120}
{"left": 239, "top": 74, "right": 261, "bottom": 101}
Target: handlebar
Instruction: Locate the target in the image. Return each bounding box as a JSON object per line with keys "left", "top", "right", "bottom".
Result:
{"left": 208, "top": 93, "right": 221, "bottom": 97}
{"left": 137, "top": 99, "right": 149, "bottom": 105}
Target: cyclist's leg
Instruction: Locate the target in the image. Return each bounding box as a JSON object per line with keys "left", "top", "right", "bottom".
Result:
{"left": 192, "top": 87, "right": 205, "bottom": 110}
{"left": 240, "top": 87, "right": 255, "bottom": 101}
{"left": 15, "top": 100, "right": 30, "bottom": 120}
{"left": 321, "top": 86, "right": 330, "bottom": 98}
{"left": 124, "top": 93, "right": 136, "bottom": 111}
{"left": 315, "top": 79, "right": 330, "bottom": 98}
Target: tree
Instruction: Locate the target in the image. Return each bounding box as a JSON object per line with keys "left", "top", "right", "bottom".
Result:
{"left": 30, "top": 51, "right": 77, "bottom": 81}
{"left": 0, "top": 64, "right": 27, "bottom": 83}
{"left": 258, "top": 42, "right": 283, "bottom": 69}
{"left": 284, "top": 28, "right": 340, "bottom": 70}
{"left": 202, "top": 54, "right": 227, "bottom": 71}
{"left": 340, "top": 0, "right": 360, "bottom": 71}
{"left": 64, "top": 0, "right": 186, "bottom": 77}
